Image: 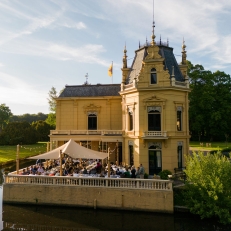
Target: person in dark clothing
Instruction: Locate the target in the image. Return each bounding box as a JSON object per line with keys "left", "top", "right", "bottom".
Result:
{"left": 131, "top": 166, "right": 136, "bottom": 178}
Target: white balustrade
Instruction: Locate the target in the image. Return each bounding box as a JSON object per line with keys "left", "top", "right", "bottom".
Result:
{"left": 143, "top": 131, "right": 167, "bottom": 137}
{"left": 5, "top": 175, "right": 172, "bottom": 191}
{"left": 50, "top": 130, "right": 123, "bottom": 136}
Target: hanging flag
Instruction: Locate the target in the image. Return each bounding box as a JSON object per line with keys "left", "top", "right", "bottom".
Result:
{"left": 108, "top": 62, "right": 113, "bottom": 77}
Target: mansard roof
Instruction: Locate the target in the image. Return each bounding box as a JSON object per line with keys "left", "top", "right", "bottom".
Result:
{"left": 59, "top": 84, "right": 121, "bottom": 98}
{"left": 126, "top": 43, "right": 184, "bottom": 84}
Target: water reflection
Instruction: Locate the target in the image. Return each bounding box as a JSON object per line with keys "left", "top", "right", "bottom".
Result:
{"left": 1, "top": 204, "right": 231, "bottom": 231}
{"left": 1, "top": 161, "right": 231, "bottom": 231}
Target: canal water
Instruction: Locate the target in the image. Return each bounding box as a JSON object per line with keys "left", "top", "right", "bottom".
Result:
{"left": 0, "top": 160, "right": 230, "bottom": 231}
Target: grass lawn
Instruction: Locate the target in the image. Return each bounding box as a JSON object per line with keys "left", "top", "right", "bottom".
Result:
{"left": 190, "top": 141, "right": 231, "bottom": 151}
{"left": 0, "top": 142, "right": 48, "bottom": 165}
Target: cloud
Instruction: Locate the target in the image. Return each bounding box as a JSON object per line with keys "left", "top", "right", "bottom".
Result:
{"left": 0, "top": 71, "right": 47, "bottom": 106}
{"left": 59, "top": 21, "right": 86, "bottom": 30}
{"left": 0, "top": 63, "right": 4, "bottom": 67}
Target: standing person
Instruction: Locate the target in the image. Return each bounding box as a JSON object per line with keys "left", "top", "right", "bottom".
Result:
{"left": 139, "top": 164, "right": 145, "bottom": 179}
{"left": 131, "top": 166, "right": 136, "bottom": 178}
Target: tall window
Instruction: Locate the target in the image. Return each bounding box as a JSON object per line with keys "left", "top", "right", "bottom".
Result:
{"left": 150, "top": 68, "right": 157, "bottom": 84}
{"left": 148, "top": 107, "right": 161, "bottom": 131}
{"left": 177, "top": 142, "right": 183, "bottom": 168}
{"left": 177, "top": 107, "right": 182, "bottom": 131}
{"left": 129, "top": 145, "right": 134, "bottom": 166}
{"left": 128, "top": 111, "right": 133, "bottom": 131}
{"left": 149, "top": 143, "right": 162, "bottom": 175}
{"left": 88, "top": 113, "right": 97, "bottom": 130}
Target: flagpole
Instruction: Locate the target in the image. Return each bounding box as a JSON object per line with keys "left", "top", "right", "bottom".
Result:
{"left": 112, "top": 61, "right": 113, "bottom": 84}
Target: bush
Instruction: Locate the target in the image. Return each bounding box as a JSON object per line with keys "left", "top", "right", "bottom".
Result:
{"left": 144, "top": 173, "right": 149, "bottom": 179}
{"left": 159, "top": 170, "right": 172, "bottom": 180}
{"left": 184, "top": 151, "right": 231, "bottom": 224}
{"left": 1, "top": 121, "right": 38, "bottom": 145}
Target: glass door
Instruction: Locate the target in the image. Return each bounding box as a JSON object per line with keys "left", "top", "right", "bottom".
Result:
{"left": 149, "top": 150, "right": 162, "bottom": 175}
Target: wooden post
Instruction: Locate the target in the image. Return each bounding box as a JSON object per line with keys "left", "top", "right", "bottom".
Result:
{"left": 107, "top": 147, "right": 110, "bottom": 178}
{"left": 16, "top": 144, "right": 19, "bottom": 174}
{"left": 46, "top": 142, "right": 50, "bottom": 152}
{"left": 116, "top": 140, "right": 119, "bottom": 166}
{"left": 60, "top": 150, "right": 63, "bottom": 176}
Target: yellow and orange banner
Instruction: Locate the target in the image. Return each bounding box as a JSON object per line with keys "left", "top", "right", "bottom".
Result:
{"left": 108, "top": 62, "right": 113, "bottom": 77}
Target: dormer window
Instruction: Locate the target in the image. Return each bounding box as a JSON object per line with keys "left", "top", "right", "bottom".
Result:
{"left": 150, "top": 68, "right": 157, "bottom": 84}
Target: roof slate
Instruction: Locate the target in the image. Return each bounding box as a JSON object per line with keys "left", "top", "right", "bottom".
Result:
{"left": 126, "top": 44, "right": 184, "bottom": 83}
{"left": 59, "top": 84, "right": 121, "bottom": 98}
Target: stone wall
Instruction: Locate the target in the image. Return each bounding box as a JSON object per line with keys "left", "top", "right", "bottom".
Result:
{"left": 3, "top": 184, "right": 173, "bottom": 213}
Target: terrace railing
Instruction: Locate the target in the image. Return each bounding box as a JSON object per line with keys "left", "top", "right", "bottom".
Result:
{"left": 50, "top": 130, "right": 123, "bottom": 136}
{"left": 5, "top": 175, "right": 172, "bottom": 191}
{"left": 142, "top": 131, "right": 167, "bottom": 138}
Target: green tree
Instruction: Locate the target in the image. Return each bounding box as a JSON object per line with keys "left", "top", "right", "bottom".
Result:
{"left": 1, "top": 121, "right": 38, "bottom": 145}
{"left": 0, "top": 104, "right": 13, "bottom": 130}
{"left": 45, "top": 113, "right": 56, "bottom": 127}
{"left": 48, "top": 86, "right": 58, "bottom": 113}
{"left": 184, "top": 152, "right": 231, "bottom": 224}
{"left": 10, "top": 112, "right": 48, "bottom": 123}
{"left": 188, "top": 61, "right": 231, "bottom": 141}
{"left": 32, "top": 120, "right": 54, "bottom": 141}
{"left": 47, "top": 86, "right": 63, "bottom": 127}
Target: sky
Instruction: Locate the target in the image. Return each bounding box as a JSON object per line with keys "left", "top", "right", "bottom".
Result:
{"left": 0, "top": 0, "right": 231, "bottom": 115}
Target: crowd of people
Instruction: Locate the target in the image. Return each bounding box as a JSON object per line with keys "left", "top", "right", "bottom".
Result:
{"left": 19, "top": 156, "right": 145, "bottom": 179}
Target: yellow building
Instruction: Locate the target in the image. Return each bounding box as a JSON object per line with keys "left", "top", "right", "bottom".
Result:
{"left": 49, "top": 25, "right": 190, "bottom": 175}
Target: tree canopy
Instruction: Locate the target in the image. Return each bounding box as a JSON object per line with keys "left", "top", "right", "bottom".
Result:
{"left": 0, "top": 121, "right": 38, "bottom": 145}
{"left": 184, "top": 152, "right": 231, "bottom": 224}
{"left": 188, "top": 61, "right": 231, "bottom": 142}
{"left": 0, "top": 104, "right": 12, "bottom": 130}
{"left": 10, "top": 112, "right": 48, "bottom": 124}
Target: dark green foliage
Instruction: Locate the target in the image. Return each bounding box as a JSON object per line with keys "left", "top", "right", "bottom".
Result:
{"left": 0, "top": 121, "right": 38, "bottom": 145}
{"left": 10, "top": 112, "right": 48, "bottom": 124}
{"left": 174, "top": 187, "right": 186, "bottom": 206}
{"left": 0, "top": 104, "right": 12, "bottom": 130}
{"left": 188, "top": 61, "right": 231, "bottom": 142}
{"left": 32, "top": 120, "right": 54, "bottom": 141}
{"left": 45, "top": 113, "right": 56, "bottom": 127}
{"left": 184, "top": 152, "right": 231, "bottom": 224}
{"left": 144, "top": 173, "right": 149, "bottom": 179}
{"left": 159, "top": 170, "right": 172, "bottom": 180}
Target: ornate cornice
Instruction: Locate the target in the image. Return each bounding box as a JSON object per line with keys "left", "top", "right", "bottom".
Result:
{"left": 83, "top": 104, "right": 101, "bottom": 114}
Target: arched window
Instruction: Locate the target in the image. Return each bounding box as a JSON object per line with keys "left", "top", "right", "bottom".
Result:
{"left": 88, "top": 113, "right": 97, "bottom": 130}
{"left": 150, "top": 68, "right": 157, "bottom": 84}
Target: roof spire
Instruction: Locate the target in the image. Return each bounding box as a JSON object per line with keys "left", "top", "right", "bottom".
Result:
{"left": 160, "top": 35, "right": 162, "bottom": 45}
{"left": 167, "top": 38, "right": 169, "bottom": 47}
{"left": 123, "top": 43, "right": 127, "bottom": 68}
{"left": 146, "top": 36, "right": 148, "bottom": 46}
{"left": 139, "top": 40, "right": 140, "bottom": 48}
{"left": 181, "top": 38, "right": 187, "bottom": 65}
{"left": 151, "top": 0, "right": 156, "bottom": 46}
{"left": 84, "top": 73, "right": 89, "bottom": 85}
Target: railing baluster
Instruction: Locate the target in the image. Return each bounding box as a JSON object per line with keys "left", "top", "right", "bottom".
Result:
{"left": 4, "top": 175, "right": 172, "bottom": 191}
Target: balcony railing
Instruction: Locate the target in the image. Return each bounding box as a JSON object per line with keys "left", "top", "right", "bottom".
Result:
{"left": 175, "top": 81, "right": 187, "bottom": 87}
{"left": 5, "top": 175, "right": 172, "bottom": 191}
{"left": 142, "top": 131, "right": 167, "bottom": 138}
{"left": 50, "top": 130, "right": 123, "bottom": 136}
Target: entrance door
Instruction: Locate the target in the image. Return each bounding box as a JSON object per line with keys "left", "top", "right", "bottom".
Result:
{"left": 149, "top": 150, "right": 162, "bottom": 175}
